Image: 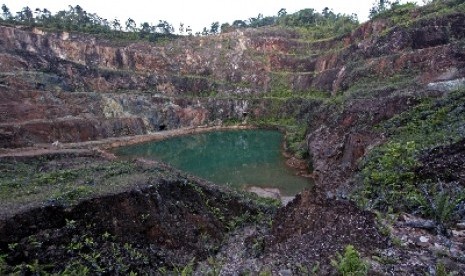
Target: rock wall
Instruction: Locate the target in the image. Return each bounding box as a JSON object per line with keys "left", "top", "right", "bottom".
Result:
{"left": 1, "top": 14, "right": 464, "bottom": 96}
{"left": 306, "top": 92, "right": 421, "bottom": 194}
{"left": 0, "top": 88, "right": 260, "bottom": 147}
{"left": 1, "top": 11, "right": 465, "bottom": 163}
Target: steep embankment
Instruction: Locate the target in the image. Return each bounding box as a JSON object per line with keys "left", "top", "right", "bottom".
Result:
{"left": 0, "top": 10, "right": 464, "bottom": 150}
{"left": 0, "top": 9, "right": 464, "bottom": 144}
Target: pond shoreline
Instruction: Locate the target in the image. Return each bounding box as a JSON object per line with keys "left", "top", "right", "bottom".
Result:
{"left": 111, "top": 126, "right": 313, "bottom": 198}
{"left": 0, "top": 125, "right": 314, "bottom": 185}
{"left": 0, "top": 125, "right": 253, "bottom": 157}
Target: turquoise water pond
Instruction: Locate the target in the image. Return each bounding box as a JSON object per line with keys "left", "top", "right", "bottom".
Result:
{"left": 114, "top": 129, "right": 312, "bottom": 196}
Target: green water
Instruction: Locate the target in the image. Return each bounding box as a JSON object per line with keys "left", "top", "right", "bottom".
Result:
{"left": 114, "top": 129, "right": 312, "bottom": 196}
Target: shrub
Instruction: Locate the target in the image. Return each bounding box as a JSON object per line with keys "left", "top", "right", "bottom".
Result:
{"left": 331, "top": 245, "right": 369, "bottom": 276}
{"left": 355, "top": 89, "right": 465, "bottom": 221}
{"left": 0, "top": 254, "right": 6, "bottom": 275}
{"left": 357, "top": 141, "right": 418, "bottom": 211}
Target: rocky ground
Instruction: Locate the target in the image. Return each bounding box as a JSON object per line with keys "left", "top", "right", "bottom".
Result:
{"left": 1, "top": 133, "right": 463, "bottom": 275}
{"left": 0, "top": 150, "right": 278, "bottom": 274}
{"left": 0, "top": 150, "right": 387, "bottom": 275}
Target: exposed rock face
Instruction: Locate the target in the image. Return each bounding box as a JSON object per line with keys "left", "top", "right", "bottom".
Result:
{"left": 416, "top": 138, "right": 465, "bottom": 187}
{"left": 0, "top": 85, "right": 322, "bottom": 147}
{"left": 305, "top": 92, "right": 421, "bottom": 194}
{"left": 0, "top": 88, "right": 259, "bottom": 147}
{"left": 0, "top": 13, "right": 464, "bottom": 149}
{"left": 1, "top": 14, "right": 464, "bottom": 95}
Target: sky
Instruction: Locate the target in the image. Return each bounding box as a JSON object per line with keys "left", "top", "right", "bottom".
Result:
{"left": 1, "top": 0, "right": 418, "bottom": 33}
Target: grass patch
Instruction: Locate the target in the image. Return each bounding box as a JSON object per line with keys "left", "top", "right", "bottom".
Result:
{"left": 249, "top": 116, "right": 309, "bottom": 159}
{"left": 344, "top": 71, "right": 417, "bottom": 99}
{"left": 372, "top": 0, "right": 465, "bottom": 41}
{"left": 0, "top": 156, "right": 168, "bottom": 211}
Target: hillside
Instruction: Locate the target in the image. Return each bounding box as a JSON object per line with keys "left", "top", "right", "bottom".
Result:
{"left": 0, "top": 1, "right": 464, "bottom": 274}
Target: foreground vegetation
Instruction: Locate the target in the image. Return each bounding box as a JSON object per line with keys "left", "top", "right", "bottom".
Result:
{"left": 0, "top": 152, "right": 280, "bottom": 275}
{"left": 0, "top": 154, "right": 158, "bottom": 210}
{"left": 355, "top": 89, "right": 465, "bottom": 233}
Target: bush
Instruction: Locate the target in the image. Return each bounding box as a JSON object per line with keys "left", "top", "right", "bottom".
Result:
{"left": 355, "top": 89, "right": 465, "bottom": 220}
{"left": 357, "top": 141, "right": 418, "bottom": 211}
{"left": 331, "top": 245, "right": 369, "bottom": 276}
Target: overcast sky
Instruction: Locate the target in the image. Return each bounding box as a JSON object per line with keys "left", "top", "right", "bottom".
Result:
{"left": 1, "top": 0, "right": 418, "bottom": 33}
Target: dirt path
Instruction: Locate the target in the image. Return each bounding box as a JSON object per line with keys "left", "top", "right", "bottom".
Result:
{"left": 0, "top": 125, "right": 254, "bottom": 158}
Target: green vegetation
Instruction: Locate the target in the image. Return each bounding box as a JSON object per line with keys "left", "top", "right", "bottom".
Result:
{"left": 0, "top": 153, "right": 279, "bottom": 275}
{"left": 435, "top": 261, "right": 455, "bottom": 276}
{"left": 185, "top": 175, "right": 279, "bottom": 232}
{"left": 248, "top": 115, "right": 309, "bottom": 159}
{"left": 0, "top": 3, "right": 359, "bottom": 42}
{"left": 357, "top": 140, "right": 418, "bottom": 211}
{"left": 240, "top": 96, "right": 325, "bottom": 163}
{"left": 173, "top": 258, "right": 195, "bottom": 276}
{"left": 2, "top": 229, "right": 151, "bottom": 275}
{"left": 373, "top": 2, "right": 418, "bottom": 25}
{"left": 0, "top": 253, "right": 6, "bottom": 275}
{"left": 344, "top": 71, "right": 417, "bottom": 99}
{"left": 221, "top": 7, "right": 358, "bottom": 40}
{"left": 0, "top": 155, "right": 165, "bottom": 209}
{"left": 331, "top": 245, "right": 369, "bottom": 276}
{"left": 422, "top": 190, "right": 461, "bottom": 230}
{"left": 355, "top": 89, "right": 465, "bottom": 230}
{"left": 370, "top": 0, "right": 465, "bottom": 31}
{"left": 285, "top": 124, "right": 310, "bottom": 159}
{"left": 295, "top": 262, "right": 320, "bottom": 275}
{"left": 369, "top": 1, "right": 416, "bottom": 20}
{"left": 278, "top": 9, "right": 359, "bottom": 40}
{"left": 0, "top": 4, "right": 177, "bottom": 43}
{"left": 266, "top": 73, "right": 332, "bottom": 100}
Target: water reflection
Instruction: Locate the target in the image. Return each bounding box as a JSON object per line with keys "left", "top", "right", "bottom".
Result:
{"left": 115, "top": 129, "right": 312, "bottom": 196}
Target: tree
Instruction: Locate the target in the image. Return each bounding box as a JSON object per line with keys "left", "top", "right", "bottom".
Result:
{"left": 201, "top": 27, "right": 209, "bottom": 35}
{"left": 34, "top": 8, "right": 52, "bottom": 25}
{"left": 322, "top": 7, "right": 330, "bottom": 18}
{"left": 112, "top": 18, "right": 121, "bottom": 31}
{"left": 34, "top": 8, "right": 42, "bottom": 21}
{"left": 186, "top": 25, "right": 193, "bottom": 35}
{"left": 210, "top": 21, "right": 219, "bottom": 34}
{"left": 157, "top": 20, "right": 173, "bottom": 34}
{"left": 232, "top": 20, "right": 247, "bottom": 28}
{"left": 278, "top": 8, "right": 287, "bottom": 18}
{"left": 369, "top": 0, "right": 400, "bottom": 18}
{"left": 1, "top": 4, "right": 12, "bottom": 21}
{"left": 125, "top": 17, "right": 137, "bottom": 32}
{"left": 16, "top": 6, "right": 34, "bottom": 23}
{"left": 73, "top": 5, "right": 88, "bottom": 26}
{"left": 248, "top": 13, "right": 263, "bottom": 27}
{"left": 249, "top": 13, "right": 275, "bottom": 28}
{"left": 220, "top": 22, "right": 232, "bottom": 33}
{"left": 101, "top": 18, "right": 110, "bottom": 30}
{"left": 140, "top": 22, "right": 151, "bottom": 33}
